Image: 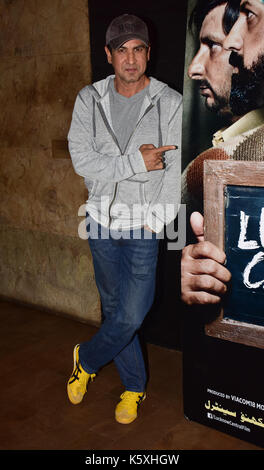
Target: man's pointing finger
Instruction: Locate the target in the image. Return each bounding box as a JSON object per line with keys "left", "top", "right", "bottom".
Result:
{"left": 155, "top": 145, "right": 177, "bottom": 153}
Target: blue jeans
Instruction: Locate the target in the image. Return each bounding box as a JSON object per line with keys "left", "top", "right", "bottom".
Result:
{"left": 79, "top": 218, "right": 160, "bottom": 392}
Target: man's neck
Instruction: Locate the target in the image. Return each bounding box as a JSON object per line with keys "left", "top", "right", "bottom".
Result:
{"left": 114, "top": 75, "right": 150, "bottom": 98}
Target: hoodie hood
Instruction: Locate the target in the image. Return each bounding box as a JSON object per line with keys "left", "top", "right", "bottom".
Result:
{"left": 91, "top": 75, "right": 168, "bottom": 105}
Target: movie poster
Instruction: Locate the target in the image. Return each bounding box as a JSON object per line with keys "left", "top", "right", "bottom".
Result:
{"left": 182, "top": 0, "right": 264, "bottom": 448}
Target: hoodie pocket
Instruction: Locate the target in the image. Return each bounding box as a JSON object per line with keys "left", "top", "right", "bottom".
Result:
{"left": 89, "top": 180, "right": 115, "bottom": 202}
{"left": 116, "top": 180, "right": 148, "bottom": 206}
{"left": 144, "top": 170, "right": 164, "bottom": 203}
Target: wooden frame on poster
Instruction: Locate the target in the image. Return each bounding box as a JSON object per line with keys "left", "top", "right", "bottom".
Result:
{"left": 203, "top": 160, "right": 264, "bottom": 349}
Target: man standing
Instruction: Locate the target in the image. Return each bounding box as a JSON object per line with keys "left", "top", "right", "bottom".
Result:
{"left": 67, "top": 14, "right": 182, "bottom": 424}
{"left": 181, "top": 0, "right": 264, "bottom": 306}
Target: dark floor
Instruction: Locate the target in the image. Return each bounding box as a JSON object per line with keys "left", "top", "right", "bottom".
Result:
{"left": 0, "top": 299, "right": 261, "bottom": 451}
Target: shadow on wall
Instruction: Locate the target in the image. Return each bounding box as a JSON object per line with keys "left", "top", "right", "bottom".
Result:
{"left": 88, "top": 0, "right": 187, "bottom": 93}
{"left": 0, "top": 0, "right": 101, "bottom": 325}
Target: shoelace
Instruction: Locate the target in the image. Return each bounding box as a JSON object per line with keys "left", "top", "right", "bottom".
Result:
{"left": 69, "top": 360, "right": 82, "bottom": 384}
{"left": 120, "top": 392, "right": 144, "bottom": 406}
{"left": 69, "top": 358, "right": 96, "bottom": 385}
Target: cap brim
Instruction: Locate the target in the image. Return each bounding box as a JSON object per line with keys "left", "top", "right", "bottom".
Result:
{"left": 109, "top": 33, "right": 149, "bottom": 50}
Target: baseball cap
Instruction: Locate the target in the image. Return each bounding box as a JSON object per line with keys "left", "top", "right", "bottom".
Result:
{"left": 106, "top": 14, "right": 149, "bottom": 50}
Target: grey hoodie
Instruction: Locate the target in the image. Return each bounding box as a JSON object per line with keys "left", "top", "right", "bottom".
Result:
{"left": 68, "top": 75, "right": 182, "bottom": 232}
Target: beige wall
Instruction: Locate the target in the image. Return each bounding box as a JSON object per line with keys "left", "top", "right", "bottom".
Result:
{"left": 0, "top": 0, "right": 101, "bottom": 325}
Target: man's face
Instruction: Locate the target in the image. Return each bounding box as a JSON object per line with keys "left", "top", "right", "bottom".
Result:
{"left": 105, "top": 39, "right": 150, "bottom": 85}
{"left": 188, "top": 4, "right": 234, "bottom": 115}
{"left": 224, "top": 0, "right": 264, "bottom": 68}
{"left": 224, "top": 0, "right": 264, "bottom": 114}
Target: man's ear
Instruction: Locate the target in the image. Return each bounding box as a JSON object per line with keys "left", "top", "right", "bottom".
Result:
{"left": 147, "top": 45, "right": 151, "bottom": 61}
{"left": 105, "top": 46, "right": 112, "bottom": 64}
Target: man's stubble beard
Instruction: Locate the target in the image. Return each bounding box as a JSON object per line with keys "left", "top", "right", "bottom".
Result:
{"left": 205, "top": 95, "right": 232, "bottom": 116}
{"left": 117, "top": 69, "right": 146, "bottom": 85}
{"left": 230, "top": 51, "right": 264, "bottom": 116}
{"left": 201, "top": 80, "right": 231, "bottom": 116}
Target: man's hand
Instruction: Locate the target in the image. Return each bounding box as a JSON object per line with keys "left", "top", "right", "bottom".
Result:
{"left": 144, "top": 224, "right": 154, "bottom": 233}
{"left": 181, "top": 212, "right": 231, "bottom": 305}
{"left": 140, "top": 144, "right": 176, "bottom": 171}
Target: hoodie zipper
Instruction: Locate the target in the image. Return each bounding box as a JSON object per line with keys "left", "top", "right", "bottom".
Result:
{"left": 110, "top": 103, "right": 156, "bottom": 229}
{"left": 96, "top": 95, "right": 158, "bottom": 229}
{"left": 96, "top": 101, "right": 122, "bottom": 228}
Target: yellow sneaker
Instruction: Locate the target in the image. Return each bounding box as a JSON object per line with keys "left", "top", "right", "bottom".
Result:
{"left": 67, "top": 344, "right": 96, "bottom": 405}
{"left": 115, "top": 391, "right": 146, "bottom": 424}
